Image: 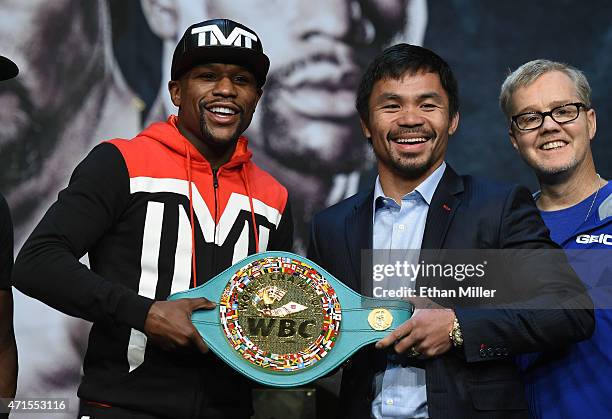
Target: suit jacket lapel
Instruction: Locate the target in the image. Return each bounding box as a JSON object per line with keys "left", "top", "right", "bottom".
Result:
{"left": 422, "top": 165, "right": 464, "bottom": 249}
{"left": 346, "top": 190, "right": 373, "bottom": 294}
{"left": 418, "top": 166, "right": 463, "bottom": 290}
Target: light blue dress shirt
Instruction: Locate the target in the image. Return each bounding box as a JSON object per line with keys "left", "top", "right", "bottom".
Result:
{"left": 371, "top": 162, "right": 446, "bottom": 419}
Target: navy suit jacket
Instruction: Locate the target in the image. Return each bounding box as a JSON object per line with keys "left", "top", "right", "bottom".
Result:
{"left": 307, "top": 165, "right": 594, "bottom": 419}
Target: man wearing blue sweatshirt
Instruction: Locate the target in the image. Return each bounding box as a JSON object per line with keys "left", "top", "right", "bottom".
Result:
{"left": 500, "top": 59, "right": 612, "bottom": 418}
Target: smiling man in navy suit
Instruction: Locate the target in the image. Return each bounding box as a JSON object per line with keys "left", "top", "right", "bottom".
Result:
{"left": 307, "top": 44, "right": 594, "bottom": 419}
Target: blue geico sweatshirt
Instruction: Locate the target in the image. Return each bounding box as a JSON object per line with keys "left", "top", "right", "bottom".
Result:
{"left": 520, "top": 182, "right": 612, "bottom": 419}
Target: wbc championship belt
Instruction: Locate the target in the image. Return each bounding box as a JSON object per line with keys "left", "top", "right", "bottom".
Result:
{"left": 168, "top": 251, "right": 412, "bottom": 387}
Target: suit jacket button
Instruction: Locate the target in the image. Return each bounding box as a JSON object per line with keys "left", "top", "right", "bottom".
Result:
{"left": 487, "top": 348, "right": 495, "bottom": 357}
{"left": 479, "top": 349, "right": 487, "bottom": 358}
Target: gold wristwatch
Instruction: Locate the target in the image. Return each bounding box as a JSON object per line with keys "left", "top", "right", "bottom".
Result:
{"left": 449, "top": 315, "right": 463, "bottom": 347}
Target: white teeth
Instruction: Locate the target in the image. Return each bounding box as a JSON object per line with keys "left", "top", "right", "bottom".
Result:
{"left": 394, "top": 137, "right": 428, "bottom": 144}
{"left": 541, "top": 141, "right": 566, "bottom": 150}
{"left": 209, "top": 106, "right": 236, "bottom": 115}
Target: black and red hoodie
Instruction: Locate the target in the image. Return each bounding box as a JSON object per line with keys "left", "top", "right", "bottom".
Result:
{"left": 14, "top": 116, "right": 293, "bottom": 418}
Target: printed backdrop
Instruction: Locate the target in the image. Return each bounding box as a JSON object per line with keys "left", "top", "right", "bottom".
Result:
{"left": 1, "top": 1, "right": 610, "bottom": 418}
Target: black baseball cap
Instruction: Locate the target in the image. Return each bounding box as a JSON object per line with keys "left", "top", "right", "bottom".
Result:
{"left": 171, "top": 18, "right": 270, "bottom": 87}
{"left": 0, "top": 56, "right": 18, "bottom": 81}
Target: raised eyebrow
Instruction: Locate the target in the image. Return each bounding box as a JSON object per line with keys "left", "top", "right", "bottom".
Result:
{"left": 373, "top": 92, "right": 402, "bottom": 104}
{"left": 418, "top": 92, "right": 444, "bottom": 102}
{"left": 515, "top": 101, "right": 575, "bottom": 115}
{"left": 233, "top": 70, "right": 257, "bottom": 82}
{"left": 192, "top": 67, "right": 216, "bottom": 76}
{"left": 514, "top": 109, "right": 540, "bottom": 116}
{"left": 372, "top": 91, "right": 445, "bottom": 105}
{"left": 549, "top": 100, "right": 578, "bottom": 109}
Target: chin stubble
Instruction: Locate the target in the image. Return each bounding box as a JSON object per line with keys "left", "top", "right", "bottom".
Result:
{"left": 198, "top": 101, "right": 243, "bottom": 150}
{"left": 385, "top": 128, "right": 438, "bottom": 179}
{"left": 259, "top": 76, "right": 366, "bottom": 174}
{"left": 535, "top": 157, "right": 579, "bottom": 178}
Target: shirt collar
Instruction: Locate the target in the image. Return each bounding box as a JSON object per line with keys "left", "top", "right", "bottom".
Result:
{"left": 416, "top": 161, "right": 447, "bottom": 205}
{"left": 373, "top": 161, "right": 447, "bottom": 210}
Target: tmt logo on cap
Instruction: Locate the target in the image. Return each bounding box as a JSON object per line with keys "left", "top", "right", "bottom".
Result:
{"left": 171, "top": 18, "right": 270, "bottom": 87}
{"left": 192, "top": 25, "right": 258, "bottom": 49}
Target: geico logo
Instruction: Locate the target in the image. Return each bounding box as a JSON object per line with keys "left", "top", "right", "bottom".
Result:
{"left": 575, "top": 234, "right": 612, "bottom": 245}
{"left": 246, "top": 318, "right": 316, "bottom": 338}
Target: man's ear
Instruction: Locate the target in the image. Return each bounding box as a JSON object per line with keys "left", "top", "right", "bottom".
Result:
{"left": 360, "top": 118, "right": 372, "bottom": 141}
{"left": 448, "top": 112, "right": 459, "bottom": 136}
{"left": 586, "top": 107, "right": 597, "bottom": 141}
{"left": 168, "top": 80, "right": 181, "bottom": 107}
{"left": 508, "top": 125, "right": 519, "bottom": 151}
{"left": 141, "top": 0, "right": 179, "bottom": 39}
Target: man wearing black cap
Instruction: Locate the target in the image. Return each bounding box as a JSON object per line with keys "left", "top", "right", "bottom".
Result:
{"left": 0, "top": 55, "right": 18, "bottom": 417}
{"left": 13, "top": 19, "right": 293, "bottom": 419}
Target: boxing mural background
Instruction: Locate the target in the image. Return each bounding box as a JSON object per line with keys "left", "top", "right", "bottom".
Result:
{"left": 1, "top": 1, "right": 609, "bottom": 418}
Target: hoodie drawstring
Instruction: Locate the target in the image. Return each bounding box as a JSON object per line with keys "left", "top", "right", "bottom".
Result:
{"left": 241, "top": 165, "right": 260, "bottom": 253}
{"left": 185, "top": 144, "right": 198, "bottom": 289}
{"left": 184, "top": 143, "right": 260, "bottom": 289}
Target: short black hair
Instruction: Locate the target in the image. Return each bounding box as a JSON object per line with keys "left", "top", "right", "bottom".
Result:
{"left": 356, "top": 44, "right": 459, "bottom": 124}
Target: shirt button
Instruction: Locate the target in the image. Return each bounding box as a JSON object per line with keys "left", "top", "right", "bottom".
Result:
{"left": 386, "top": 399, "right": 394, "bottom": 405}
{"left": 398, "top": 224, "right": 405, "bottom": 230}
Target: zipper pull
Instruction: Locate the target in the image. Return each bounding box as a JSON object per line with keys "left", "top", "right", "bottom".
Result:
{"left": 212, "top": 168, "right": 219, "bottom": 189}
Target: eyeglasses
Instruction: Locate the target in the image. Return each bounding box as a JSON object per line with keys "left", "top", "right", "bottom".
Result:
{"left": 511, "top": 102, "right": 588, "bottom": 131}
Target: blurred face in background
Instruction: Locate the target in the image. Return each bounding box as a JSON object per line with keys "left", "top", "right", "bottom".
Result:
{"left": 0, "top": 0, "right": 108, "bottom": 234}
{"left": 168, "top": 0, "right": 423, "bottom": 174}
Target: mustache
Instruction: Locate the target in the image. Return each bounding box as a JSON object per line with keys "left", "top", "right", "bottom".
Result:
{"left": 271, "top": 51, "right": 358, "bottom": 82}
{"left": 387, "top": 127, "right": 435, "bottom": 141}
{"left": 198, "top": 99, "right": 243, "bottom": 114}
